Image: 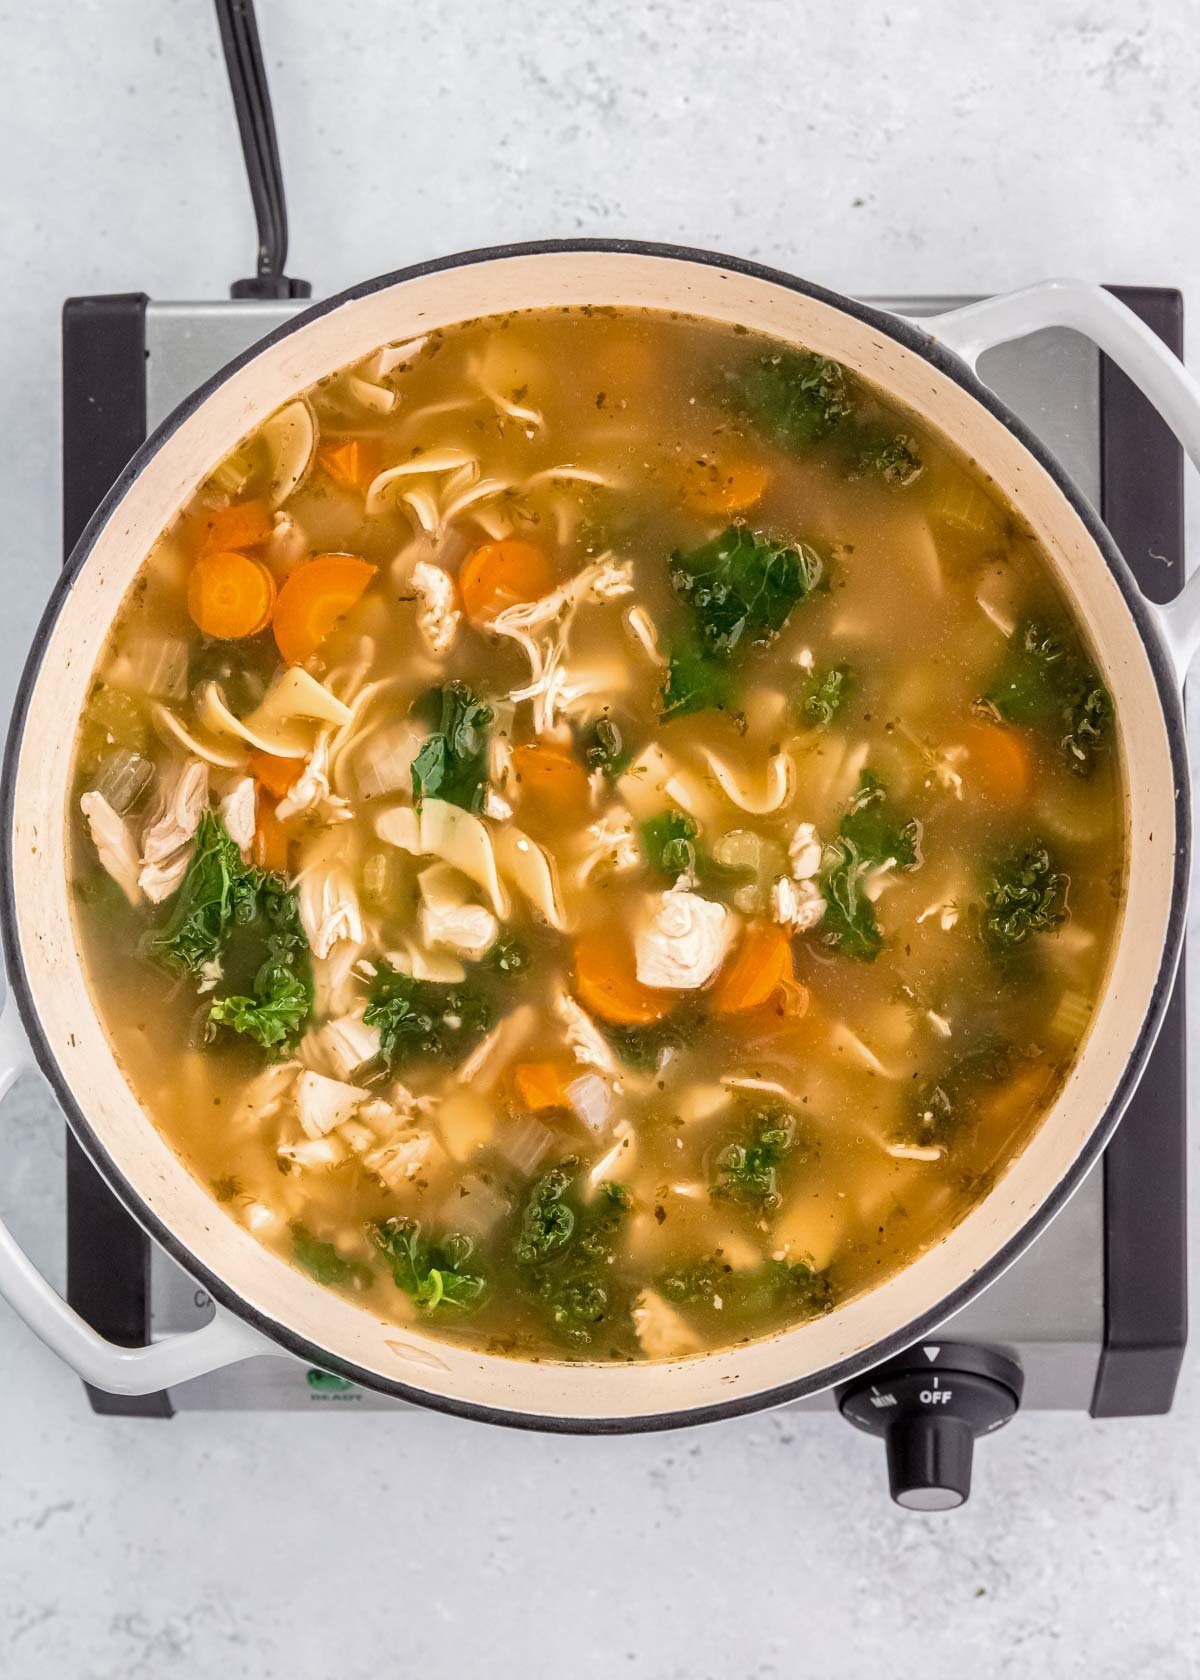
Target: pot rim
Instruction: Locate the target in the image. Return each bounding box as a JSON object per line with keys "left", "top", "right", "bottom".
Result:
{"left": 2, "top": 237, "right": 1189, "bottom": 1432}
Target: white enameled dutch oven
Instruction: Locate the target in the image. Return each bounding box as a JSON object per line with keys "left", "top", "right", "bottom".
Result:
{"left": 1, "top": 243, "right": 1197, "bottom": 1431}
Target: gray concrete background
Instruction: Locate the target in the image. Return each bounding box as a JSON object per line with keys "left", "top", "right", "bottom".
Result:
{"left": 0, "top": 1, "right": 1198, "bottom": 1675}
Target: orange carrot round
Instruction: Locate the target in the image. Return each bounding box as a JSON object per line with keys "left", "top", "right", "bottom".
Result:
{"left": 253, "top": 791, "right": 291, "bottom": 873}
{"left": 248, "top": 749, "right": 304, "bottom": 800}
{"left": 459, "top": 540, "right": 555, "bottom": 621}
{"left": 512, "top": 1060, "right": 575, "bottom": 1112}
{"left": 318, "top": 439, "right": 380, "bottom": 492}
{"left": 963, "top": 720, "right": 1030, "bottom": 804}
{"left": 187, "top": 550, "right": 276, "bottom": 641}
{"left": 711, "top": 922, "right": 794, "bottom": 1015}
{"left": 573, "top": 929, "right": 671, "bottom": 1026}
{"left": 272, "top": 552, "right": 376, "bottom": 665}
{"left": 511, "top": 742, "right": 592, "bottom": 817}
{"left": 676, "top": 457, "right": 770, "bottom": 515}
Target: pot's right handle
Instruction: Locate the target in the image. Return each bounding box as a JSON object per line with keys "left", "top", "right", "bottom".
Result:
{"left": 912, "top": 279, "right": 1199, "bottom": 686}
{"left": 0, "top": 989, "right": 271, "bottom": 1394}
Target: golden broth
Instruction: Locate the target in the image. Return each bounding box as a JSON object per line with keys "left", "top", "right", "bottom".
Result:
{"left": 68, "top": 307, "right": 1124, "bottom": 1362}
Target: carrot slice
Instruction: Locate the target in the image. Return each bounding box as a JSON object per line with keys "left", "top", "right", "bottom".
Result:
{"left": 459, "top": 540, "right": 555, "bottom": 622}
{"left": 187, "top": 550, "right": 276, "bottom": 641}
{"left": 248, "top": 749, "right": 303, "bottom": 800}
{"left": 512, "top": 1060, "right": 575, "bottom": 1112}
{"left": 511, "top": 742, "right": 592, "bottom": 817}
{"left": 195, "top": 498, "right": 275, "bottom": 557}
{"left": 711, "top": 922, "right": 794, "bottom": 1015}
{"left": 253, "top": 790, "right": 291, "bottom": 873}
{"left": 676, "top": 457, "right": 770, "bottom": 515}
{"left": 963, "top": 719, "right": 1030, "bottom": 803}
{"left": 317, "top": 439, "right": 380, "bottom": 492}
{"left": 573, "top": 929, "right": 672, "bottom": 1026}
{"left": 272, "top": 552, "right": 376, "bottom": 665}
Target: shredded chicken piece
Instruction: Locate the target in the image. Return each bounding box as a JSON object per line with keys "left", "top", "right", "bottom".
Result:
{"left": 634, "top": 885, "right": 733, "bottom": 991}
{"left": 576, "top": 807, "right": 642, "bottom": 884}
{"left": 229, "top": 1062, "right": 299, "bottom": 1133}
{"left": 309, "top": 1013, "right": 381, "bottom": 1081}
{"left": 483, "top": 788, "right": 513, "bottom": 821}
{"left": 275, "top": 733, "right": 350, "bottom": 825}
{"left": 80, "top": 791, "right": 143, "bottom": 905}
{"left": 553, "top": 987, "right": 619, "bottom": 1074}
{"left": 772, "top": 875, "right": 825, "bottom": 933}
{"left": 454, "top": 1006, "right": 536, "bottom": 1091}
{"left": 917, "top": 900, "right": 961, "bottom": 932}
{"left": 632, "top": 1289, "right": 703, "bottom": 1360}
{"left": 489, "top": 557, "right": 635, "bottom": 734}
{"left": 362, "top": 1128, "right": 441, "bottom": 1192}
{"left": 420, "top": 898, "right": 499, "bottom": 962}
{"left": 137, "top": 758, "right": 209, "bottom": 901}
{"left": 788, "top": 821, "right": 823, "bottom": 880}
{"left": 887, "top": 1141, "right": 945, "bottom": 1162}
{"left": 622, "top": 604, "right": 665, "bottom": 667}
{"left": 219, "top": 776, "right": 256, "bottom": 857}
{"left": 298, "top": 862, "right": 364, "bottom": 960}
{"left": 410, "top": 559, "right": 461, "bottom": 656}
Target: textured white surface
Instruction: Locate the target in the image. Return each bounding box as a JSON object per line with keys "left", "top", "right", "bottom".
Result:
{"left": 0, "top": 0, "right": 1199, "bottom": 1674}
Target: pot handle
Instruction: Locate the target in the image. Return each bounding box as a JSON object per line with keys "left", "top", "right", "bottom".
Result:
{"left": 913, "top": 279, "right": 1199, "bottom": 685}
{"left": 0, "top": 989, "right": 272, "bottom": 1394}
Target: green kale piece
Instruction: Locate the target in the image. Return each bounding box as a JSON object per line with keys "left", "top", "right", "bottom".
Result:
{"left": 712, "top": 1105, "right": 806, "bottom": 1212}
{"left": 850, "top": 429, "right": 924, "bottom": 487}
{"left": 658, "top": 642, "right": 736, "bottom": 721}
{"left": 514, "top": 1162, "right": 577, "bottom": 1265}
{"left": 727, "top": 349, "right": 855, "bottom": 448}
{"left": 208, "top": 872, "right": 312, "bottom": 1051}
{"left": 291, "top": 1225, "right": 373, "bottom": 1292}
{"left": 639, "top": 809, "right": 700, "bottom": 880}
{"left": 982, "top": 843, "right": 1068, "bottom": 953}
{"left": 904, "top": 1040, "right": 1021, "bottom": 1149}
{"left": 581, "top": 716, "right": 631, "bottom": 779}
{"left": 984, "top": 621, "right": 1112, "bottom": 776}
{"left": 668, "top": 524, "right": 824, "bottom": 661}
{"left": 482, "top": 931, "right": 530, "bottom": 976}
{"left": 411, "top": 680, "right": 493, "bottom": 811}
{"left": 364, "top": 961, "right": 496, "bottom": 1067}
{"left": 798, "top": 664, "right": 853, "bottom": 728}
{"left": 814, "top": 771, "right": 921, "bottom": 961}
{"left": 372, "top": 1217, "right": 486, "bottom": 1311}
{"left": 147, "top": 810, "right": 259, "bottom": 978}
{"left": 661, "top": 1253, "right": 834, "bottom": 1319}
{"left": 601, "top": 1013, "right": 699, "bottom": 1073}
{"left": 839, "top": 770, "right": 922, "bottom": 869}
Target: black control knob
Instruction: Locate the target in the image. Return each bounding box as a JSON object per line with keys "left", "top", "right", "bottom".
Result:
{"left": 836, "top": 1342, "right": 1023, "bottom": 1511}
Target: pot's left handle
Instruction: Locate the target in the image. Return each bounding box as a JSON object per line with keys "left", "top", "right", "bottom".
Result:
{"left": 0, "top": 990, "right": 271, "bottom": 1394}
{"left": 908, "top": 279, "right": 1200, "bottom": 685}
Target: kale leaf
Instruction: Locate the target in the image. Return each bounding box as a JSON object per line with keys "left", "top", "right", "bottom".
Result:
{"left": 839, "top": 770, "right": 922, "bottom": 869}
{"left": 658, "top": 642, "right": 736, "bottom": 720}
{"left": 984, "top": 620, "right": 1112, "bottom": 776}
{"left": 147, "top": 810, "right": 259, "bottom": 977}
{"left": 711, "top": 1105, "right": 807, "bottom": 1211}
{"left": 411, "top": 680, "right": 493, "bottom": 811}
{"left": 372, "top": 1217, "right": 486, "bottom": 1311}
{"left": 668, "top": 524, "right": 824, "bottom": 661}
{"left": 291, "top": 1225, "right": 373, "bottom": 1291}
{"left": 904, "top": 1040, "right": 1021, "bottom": 1149}
{"left": 726, "top": 349, "right": 855, "bottom": 449}
{"left": 482, "top": 931, "right": 530, "bottom": 976}
{"left": 208, "top": 872, "right": 312, "bottom": 1051}
{"left": 798, "top": 664, "right": 853, "bottom": 728}
{"left": 814, "top": 771, "right": 921, "bottom": 961}
{"left": 514, "top": 1161, "right": 632, "bottom": 1347}
{"left": 515, "top": 1161, "right": 577, "bottom": 1265}
{"left": 661, "top": 1253, "right": 834, "bottom": 1319}
{"left": 982, "top": 843, "right": 1068, "bottom": 953}
{"left": 364, "top": 960, "right": 495, "bottom": 1066}
{"left": 581, "top": 716, "right": 631, "bottom": 779}
{"left": 850, "top": 429, "right": 924, "bottom": 487}
{"left": 601, "top": 1013, "right": 698, "bottom": 1073}
{"left": 640, "top": 809, "right": 700, "bottom": 880}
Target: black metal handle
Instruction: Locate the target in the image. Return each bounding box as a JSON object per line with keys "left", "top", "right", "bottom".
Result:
{"left": 213, "top": 0, "right": 311, "bottom": 300}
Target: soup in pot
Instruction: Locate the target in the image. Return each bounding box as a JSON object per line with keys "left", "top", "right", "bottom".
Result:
{"left": 69, "top": 307, "right": 1123, "bottom": 1362}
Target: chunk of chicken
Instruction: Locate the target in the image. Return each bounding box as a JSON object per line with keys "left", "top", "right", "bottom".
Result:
{"left": 138, "top": 758, "right": 209, "bottom": 901}
{"left": 553, "top": 987, "right": 619, "bottom": 1074}
{"left": 788, "top": 821, "right": 823, "bottom": 880}
{"left": 219, "top": 776, "right": 256, "bottom": 858}
{"left": 419, "top": 899, "right": 499, "bottom": 962}
{"left": 362, "top": 1128, "right": 442, "bottom": 1193}
{"left": 576, "top": 807, "right": 642, "bottom": 884}
{"left": 411, "top": 559, "right": 461, "bottom": 657}
{"left": 634, "top": 885, "right": 733, "bottom": 991}
{"left": 631, "top": 1289, "right": 703, "bottom": 1360}
{"left": 275, "top": 733, "right": 349, "bottom": 824}
{"left": 309, "top": 1012, "right": 382, "bottom": 1081}
{"left": 772, "top": 875, "right": 826, "bottom": 933}
{"left": 80, "top": 791, "right": 143, "bottom": 906}
{"left": 298, "top": 862, "right": 364, "bottom": 959}
{"left": 230, "top": 1062, "right": 299, "bottom": 1133}
{"left": 295, "top": 1070, "right": 367, "bottom": 1138}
